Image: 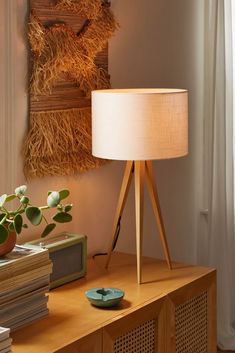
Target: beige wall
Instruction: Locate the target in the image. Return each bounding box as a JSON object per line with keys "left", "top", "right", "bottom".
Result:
{"left": 1, "top": 0, "right": 204, "bottom": 264}
{"left": 109, "top": 0, "right": 205, "bottom": 263}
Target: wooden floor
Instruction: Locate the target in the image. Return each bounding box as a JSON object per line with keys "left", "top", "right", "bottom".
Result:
{"left": 218, "top": 350, "right": 235, "bottom": 352}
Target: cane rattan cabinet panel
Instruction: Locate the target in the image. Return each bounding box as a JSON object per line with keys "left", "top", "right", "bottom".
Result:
{"left": 103, "top": 298, "right": 165, "bottom": 353}
{"left": 11, "top": 253, "right": 216, "bottom": 353}
{"left": 175, "top": 292, "right": 208, "bottom": 352}
{"left": 166, "top": 272, "right": 216, "bottom": 353}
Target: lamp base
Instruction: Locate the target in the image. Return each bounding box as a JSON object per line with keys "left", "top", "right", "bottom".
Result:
{"left": 105, "top": 160, "right": 172, "bottom": 284}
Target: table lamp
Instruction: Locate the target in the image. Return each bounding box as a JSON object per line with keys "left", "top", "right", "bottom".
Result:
{"left": 92, "top": 88, "right": 188, "bottom": 284}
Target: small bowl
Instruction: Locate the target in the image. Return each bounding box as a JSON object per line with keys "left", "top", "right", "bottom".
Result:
{"left": 85, "top": 287, "right": 124, "bottom": 307}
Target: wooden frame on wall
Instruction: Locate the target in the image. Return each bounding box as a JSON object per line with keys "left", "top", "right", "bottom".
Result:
{"left": 24, "top": 0, "right": 118, "bottom": 179}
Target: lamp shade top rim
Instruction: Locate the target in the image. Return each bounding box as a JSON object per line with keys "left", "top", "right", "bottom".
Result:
{"left": 92, "top": 88, "right": 187, "bottom": 95}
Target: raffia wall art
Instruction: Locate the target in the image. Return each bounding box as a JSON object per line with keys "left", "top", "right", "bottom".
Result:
{"left": 24, "top": 0, "right": 118, "bottom": 178}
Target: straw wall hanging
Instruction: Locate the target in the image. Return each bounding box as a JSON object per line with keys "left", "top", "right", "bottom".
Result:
{"left": 24, "top": 0, "right": 118, "bottom": 178}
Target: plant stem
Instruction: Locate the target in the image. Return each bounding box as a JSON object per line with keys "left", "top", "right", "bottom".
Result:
{"left": 1, "top": 206, "right": 9, "bottom": 213}
{"left": 40, "top": 206, "right": 50, "bottom": 210}
{"left": 15, "top": 204, "right": 24, "bottom": 213}
{"left": 0, "top": 214, "right": 7, "bottom": 225}
{"left": 42, "top": 215, "right": 48, "bottom": 224}
{"left": 8, "top": 209, "right": 25, "bottom": 216}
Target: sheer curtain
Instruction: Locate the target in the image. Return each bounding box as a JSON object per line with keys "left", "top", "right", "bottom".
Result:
{"left": 204, "top": 0, "right": 235, "bottom": 349}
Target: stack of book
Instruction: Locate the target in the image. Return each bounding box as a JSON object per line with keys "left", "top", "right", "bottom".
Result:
{"left": 0, "top": 245, "right": 52, "bottom": 331}
{"left": 0, "top": 327, "right": 12, "bottom": 353}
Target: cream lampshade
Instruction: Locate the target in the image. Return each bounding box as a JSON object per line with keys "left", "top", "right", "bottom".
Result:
{"left": 92, "top": 88, "right": 188, "bottom": 284}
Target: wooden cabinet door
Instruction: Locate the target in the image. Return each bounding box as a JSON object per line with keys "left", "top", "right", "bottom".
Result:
{"left": 55, "top": 329, "right": 102, "bottom": 353}
{"left": 166, "top": 271, "right": 217, "bottom": 353}
{"left": 103, "top": 297, "right": 166, "bottom": 353}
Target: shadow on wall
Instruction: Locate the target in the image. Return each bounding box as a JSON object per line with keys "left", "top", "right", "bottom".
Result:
{"left": 109, "top": 0, "right": 204, "bottom": 264}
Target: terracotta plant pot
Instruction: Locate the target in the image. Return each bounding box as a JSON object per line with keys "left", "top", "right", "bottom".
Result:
{"left": 0, "top": 232, "right": 17, "bottom": 257}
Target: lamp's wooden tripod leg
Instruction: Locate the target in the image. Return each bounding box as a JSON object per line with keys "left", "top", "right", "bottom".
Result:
{"left": 134, "top": 161, "right": 145, "bottom": 284}
{"left": 105, "top": 161, "right": 134, "bottom": 269}
{"left": 145, "top": 161, "right": 172, "bottom": 270}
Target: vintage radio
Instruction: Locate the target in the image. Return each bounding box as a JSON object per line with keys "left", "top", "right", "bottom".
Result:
{"left": 25, "top": 233, "right": 87, "bottom": 289}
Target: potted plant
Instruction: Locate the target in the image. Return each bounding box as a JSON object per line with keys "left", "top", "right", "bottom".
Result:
{"left": 0, "top": 185, "right": 73, "bottom": 256}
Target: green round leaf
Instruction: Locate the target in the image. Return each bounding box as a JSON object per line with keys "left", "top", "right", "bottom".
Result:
{"left": 20, "top": 196, "right": 29, "bottom": 204}
{"left": 26, "top": 206, "right": 42, "bottom": 226}
{"left": 0, "top": 194, "right": 7, "bottom": 207}
{"left": 64, "top": 204, "right": 73, "bottom": 212}
{"left": 41, "top": 223, "right": 56, "bottom": 238}
{"left": 47, "top": 192, "right": 60, "bottom": 208}
{"left": 15, "top": 185, "right": 27, "bottom": 196}
{"left": 5, "top": 194, "right": 17, "bottom": 202}
{"left": 22, "top": 224, "right": 28, "bottom": 229}
{"left": 0, "top": 224, "right": 9, "bottom": 244}
{"left": 59, "top": 189, "right": 70, "bottom": 200}
{"left": 14, "top": 214, "right": 23, "bottom": 234}
{"left": 53, "top": 212, "right": 72, "bottom": 223}
{"left": 8, "top": 222, "right": 15, "bottom": 232}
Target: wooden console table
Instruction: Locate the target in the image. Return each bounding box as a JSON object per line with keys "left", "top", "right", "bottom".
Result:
{"left": 11, "top": 252, "right": 216, "bottom": 353}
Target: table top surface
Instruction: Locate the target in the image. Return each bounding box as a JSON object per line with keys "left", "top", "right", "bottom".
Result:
{"left": 11, "top": 252, "right": 215, "bottom": 353}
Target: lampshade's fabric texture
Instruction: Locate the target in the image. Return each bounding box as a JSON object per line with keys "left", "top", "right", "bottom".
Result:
{"left": 92, "top": 89, "right": 188, "bottom": 160}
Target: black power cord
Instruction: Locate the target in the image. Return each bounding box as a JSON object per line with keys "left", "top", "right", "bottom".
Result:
{"left": 92, "top": 216, "right": 121, "bottom": 259}
{"left": 92, "top": 163, "right": 134, "bottom": 260}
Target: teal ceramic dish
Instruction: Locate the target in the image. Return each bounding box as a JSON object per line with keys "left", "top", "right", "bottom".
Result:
{"left": 85, "top": 287, "right": 124, "bottom": 307}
